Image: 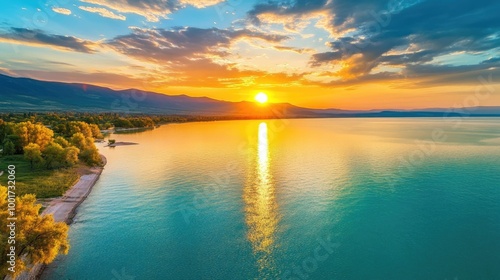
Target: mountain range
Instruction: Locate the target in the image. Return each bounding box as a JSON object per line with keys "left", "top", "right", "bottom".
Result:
{"left": 1, "top": 74, "right": 499, "bottom": 118}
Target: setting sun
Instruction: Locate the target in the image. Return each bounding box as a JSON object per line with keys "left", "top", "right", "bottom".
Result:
{"left": 255, "top": 92, "right": 268, "bottom": 104}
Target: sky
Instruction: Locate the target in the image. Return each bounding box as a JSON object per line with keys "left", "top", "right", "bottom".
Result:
{"left": 0, "top": 0, "right": 499, "bottom": 110}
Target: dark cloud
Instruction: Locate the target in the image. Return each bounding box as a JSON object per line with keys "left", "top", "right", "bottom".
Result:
{"left": 248, "top": 0, "right": 330, "bottom": 25}
{"left": 310, "top": 51, "right": 342, "bottom": 66}
{"left": 406, "top": 64, "right": 496, "bottom": 77}
{"left": 482, "top": 57, "right": 500, "bottom": 64}
{"left": 0, "top": 27, "right": 96, "bottom": 53}
{"left": 107, "top": 27, "right": 289, "bottom": 63}
{"left": 248, "top": 0, "right": 500, "bottom": 86}
{"left": 307, "top": 58, "right": 499, "bottom": 88}
{"left": 313, "top": 0, "right": 499, "bottom": 73}
{"left": 406, "top": 63, "right": 500, "bottom": 88}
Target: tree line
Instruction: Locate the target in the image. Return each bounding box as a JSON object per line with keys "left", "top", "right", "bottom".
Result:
{"left": 0, "top": 112, "right": 236, "bottom": 130}
{"left": 0, "top": 120, "right": 102, "bottom": 168}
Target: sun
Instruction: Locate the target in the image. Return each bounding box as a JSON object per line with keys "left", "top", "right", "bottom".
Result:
{"left": 255, "top": 92, "right": 268, "bottom": 104}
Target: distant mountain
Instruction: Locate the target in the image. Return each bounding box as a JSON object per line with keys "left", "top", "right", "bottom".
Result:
{"left": 1, "top": 74, "right": 499, "bottom": 117}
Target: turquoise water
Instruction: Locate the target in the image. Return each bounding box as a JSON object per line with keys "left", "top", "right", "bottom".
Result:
{"left": 44, "top": 118, "right": 500, "bottom": 280}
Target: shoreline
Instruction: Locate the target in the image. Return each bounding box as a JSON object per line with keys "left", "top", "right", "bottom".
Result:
{"left": 107, "top": 141, "right": 138, "bottom": 147}
{"left": 14, "top": 155, "right": 107, "bottom": 280}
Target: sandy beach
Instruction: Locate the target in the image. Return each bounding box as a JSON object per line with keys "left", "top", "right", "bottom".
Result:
{"left": 11, "top": 155, "right": 107, "bottom": 280}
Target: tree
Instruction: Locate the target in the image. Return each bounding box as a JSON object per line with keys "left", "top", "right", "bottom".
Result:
{"left": 0, "top": 120, "right": 7, "bottom": 149}
{"left": 103, "top": 122, "right": 113, "bottom": 129}
{"left": 14, "top": 121, "right": 54, "bottom": 151}
{"left": 3, "top": 140, "right": 15, "bottom": 156}
{"left": 70, "top": 132, "right": 86, "bottom": 150}
{"left": 80, "top": 146, "right": 101, "bottom": 166}
{"left": 0, "top": 186, "right": 69, "bottom": 278}
{"left": 70, "top": 133, "right": 101, "bottom": 166}
{"left": 89, "top": 124, "right": 103, "bottom": 139}
{"left": 43, "top": 142, "right": 64, "bottom": 169}
{"left": 24, "top": 143, "right": 43, "bottom": 170}
{"left": 113, "top": 118, "right": 133, "bottom": 128}
{"left": 53, "top": 136, "right": 70, "bottom": 148}
{"left": 5, "top": 134, "right": 23, "bottom": 154}
{"left": 68, "top": 121, "right": 92, "bottom": 138}
{"left": 63, "top": 146, "right": 80, "bottom": 167}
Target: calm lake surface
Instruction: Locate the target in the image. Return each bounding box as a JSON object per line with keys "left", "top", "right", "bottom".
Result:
{"left": 44, "top": 118, "right": 500, "bottom": 280}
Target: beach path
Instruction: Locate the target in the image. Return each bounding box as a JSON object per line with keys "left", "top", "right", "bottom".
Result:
{"left": 10, "top": 155, "right": 106, "bottom": 280}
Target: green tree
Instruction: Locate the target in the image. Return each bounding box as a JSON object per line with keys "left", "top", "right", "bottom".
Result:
{"left": 5, "top": 134, "right": 23, "bottom": 154}
{"left": 53, "top": 123, "right": 67, "bottom": 136}
{"left": 53, "top": 136, "right": 70, "bottom": 148}
{"left": 80, "top": 146, "right": 101, "bottom": 166}
{"left": 43, "top": 142, "right": 64, "bottom": 169}
{"left": 24, "top": 143, "right": 43, "bottom": 170}
{"left": 3, "top": 140, "right": 15, "bottom": 156}
{"left": 103, "top": 122, "right": 113, "bottom": 129}
{"left": 0, "top": 186, "right": 70, "bottom": 279}
{"left": 63, "top": 146, "right": 80, "bottom": 167}
{"left": 113, "top": 118, "right": 133, "bottom": 128}
{"left": 0, "top": 120, "right": 7, "bottom": 150}
{"left": 70, "top": 133, "right": 101, "bottom": 166}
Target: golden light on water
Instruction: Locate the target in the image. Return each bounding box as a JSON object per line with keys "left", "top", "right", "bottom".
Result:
{"left": 244, "top": 122, "right": 279, "bottom": 277}
{"left": 258, "top": 122, "right": 269, "bottom": 181}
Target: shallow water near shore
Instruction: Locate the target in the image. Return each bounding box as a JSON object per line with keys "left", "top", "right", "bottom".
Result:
{"left": 43, "top": 118, "right": 500, "bottom": 279}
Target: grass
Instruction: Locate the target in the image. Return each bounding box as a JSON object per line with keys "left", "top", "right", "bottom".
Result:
{"left": 0, "top": 155, "right": 80, "bottom": 198}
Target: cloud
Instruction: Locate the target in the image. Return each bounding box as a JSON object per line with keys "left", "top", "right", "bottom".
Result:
{"left": 52, "top": 7, "right": 72, "bottom": 15}
{"left": 247, "top": 0, "right": 339, "bottom": 35}
{"left": 403, "top": 63, "right": 500, "bottom": 87}
{"left": 275, "top": 0, "right": 500, "bottom": 85}
{"left": 244, "top": 0, "right": 500, "bottom": 87}
{"left": 105, "top": 26, "right": 297, "bottom": 87}
{"left": 43, "top": 60, "right": 75, "bottom": 66}
{"left": 304, "top": 55, "right": 500, "bottom": 89}
{"left": 273, "top": 45, "right": 314, "bottom": 54}
{"left": 79, "top": 0, "right": 176, "bottom": 22}
{"left": 79, "top": 0, "right": 225, "bottom": 22}
{"left": 78, "top": 6, "right": 126, "bottom": 20}
{"left": 107, "top": 27, "right": 289, "bottom": 63}
{"left": 153, "top": 58, "right": 305, "bottom": 88}
{"left": 247, "top": 0, "right": 417, "bottom": 35}
{"left": 248, "top": 0, "right": 329, "bottom": 24}
{"left": 0, "top": 27, "right": 97, "bottom": 53}
{"left": 178, "top": 0, "right": 225, "bottom": 8}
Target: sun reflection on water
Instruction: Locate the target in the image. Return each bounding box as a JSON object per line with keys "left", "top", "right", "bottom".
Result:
{"left": 244, "top": 122, "right": 280, "bottom": 278}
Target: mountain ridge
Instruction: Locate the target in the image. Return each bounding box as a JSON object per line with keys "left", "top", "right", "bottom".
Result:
{"left": 1, "top": 74, "right": 499, "bottom": 117}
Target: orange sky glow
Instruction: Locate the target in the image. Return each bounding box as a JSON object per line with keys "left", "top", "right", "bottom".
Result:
{"left": 0, "top": 1, "right": 498, "bottom": 110}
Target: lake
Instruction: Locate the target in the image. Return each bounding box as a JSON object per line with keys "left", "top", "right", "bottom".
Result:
{"left": 44, "top": 118, "right": 500, "bottom": 279}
